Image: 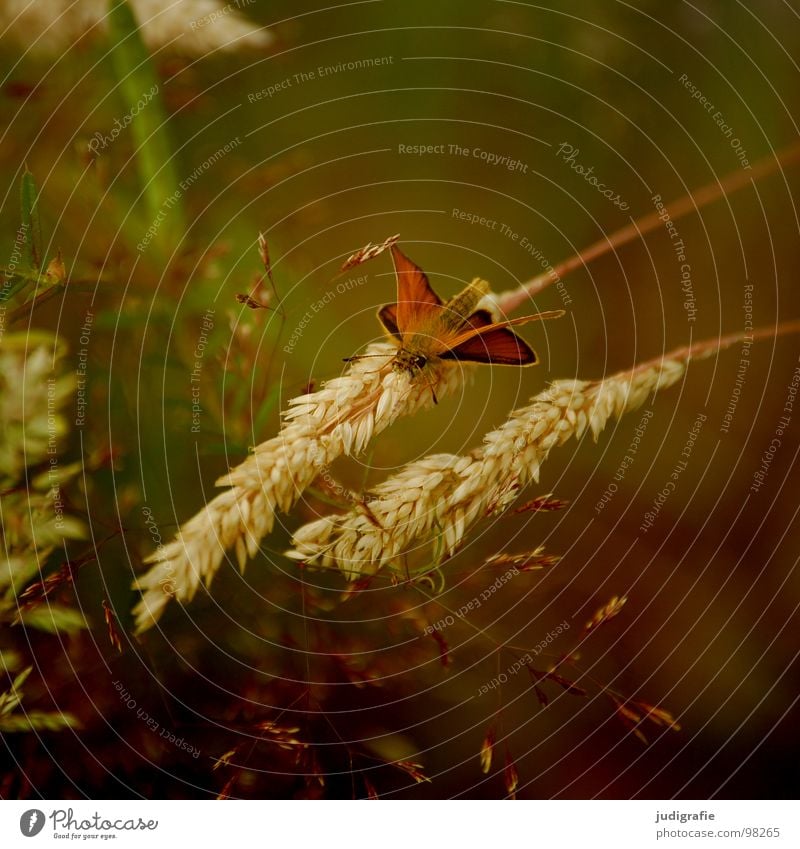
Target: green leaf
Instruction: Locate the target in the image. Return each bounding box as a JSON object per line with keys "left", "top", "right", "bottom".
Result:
{"left": 11, "top": 666, "right": 32, "bottom": 691}
{"left": 53, "top": 516, "right": 89, "bottom": 541}
{"left": 0, "top": 555, "right": 40, "bottom": 594}
{"left": 107, "top": 0, "right": 184, "bottom": 252}
{"left": 19, "top": 167, "right": 42, "bottom": 270}
{"left": 31, "top": 460, "right": 84, "bottom": 492}
{"left": 0, "top": 169, "right": 43, "bottom": 306}
{"left": 0, "top": 649, "right": 22, "bottom": 673}
{"left": 0, "top": 273, "right": 35, "bottom": 306}
{"left": 0, "top": 665, "right": 30, "bottom": 715}
{"left": 0, "top": 665, "right": 77, "bottom": 734}
{"left": 0, "top": 710, "right": 80, "bottom": 733}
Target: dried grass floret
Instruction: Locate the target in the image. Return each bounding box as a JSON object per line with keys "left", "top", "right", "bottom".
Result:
{"left": 288, "top": 327, "right": 791, "bottom": 577}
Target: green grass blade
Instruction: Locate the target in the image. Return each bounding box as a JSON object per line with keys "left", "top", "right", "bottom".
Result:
{"left": 19, "top": 167, "right": 41, "bottom": 270}
{"left": 0, "top": 168, "right": 43, "bottom": 307}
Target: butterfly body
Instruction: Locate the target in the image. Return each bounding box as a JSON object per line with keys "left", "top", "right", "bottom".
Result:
{"left": 437, "top": 278, "right": 490, "bottom": 332}
{"left": 377, "top": 245, "right": 564, "bottom": 378}
{"left": 387, "top": 281, "right": 489, "bottom": 377}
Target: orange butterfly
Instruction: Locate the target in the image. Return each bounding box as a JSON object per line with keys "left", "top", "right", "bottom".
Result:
{"left": 376, "top": 245, "right": 564, "bottom": 380}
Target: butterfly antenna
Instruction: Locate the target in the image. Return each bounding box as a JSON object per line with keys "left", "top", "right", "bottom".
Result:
{"left": 342, "top": 352, "right": 395, "bottom": 363}
{"left": 420, "top": 368, "right": 439, "bottom": 405}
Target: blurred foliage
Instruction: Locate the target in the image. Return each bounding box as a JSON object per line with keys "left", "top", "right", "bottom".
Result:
{"left": 107, "top": 0, "right": 185, "bottom": 248}
{"left": 0, "top": 321, "right": 85, "bottom": 737}
{"left": 0, "top": 0, "right": 798, "bottom": 799}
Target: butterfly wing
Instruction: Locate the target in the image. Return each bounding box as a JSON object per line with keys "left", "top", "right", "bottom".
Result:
{"left": 440, "top": 326, "right": 537, "bottom": 365}
{"left": 458, "top": 309, "right": 494, "bottom": 331}
{"left": 390, "top": 245, "right": 442, "bottom": 334}
{"left": 439, "top": 309, "right": 565, "bottom": 366}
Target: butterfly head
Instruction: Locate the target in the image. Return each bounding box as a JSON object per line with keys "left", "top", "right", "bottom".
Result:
{"left": 393, "top": 346, "right": 429, "bottom": 375}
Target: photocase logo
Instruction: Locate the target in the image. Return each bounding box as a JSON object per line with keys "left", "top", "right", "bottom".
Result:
{"left": 19, "top": 809, "right": 46, "bottom": 837}
{"left": 13, "top": 807, "right": 159, "bottom": 838}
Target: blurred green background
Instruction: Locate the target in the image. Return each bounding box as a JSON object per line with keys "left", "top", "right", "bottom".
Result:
{"left": 1, "top": 0, "right": 799, "bottom": 798}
